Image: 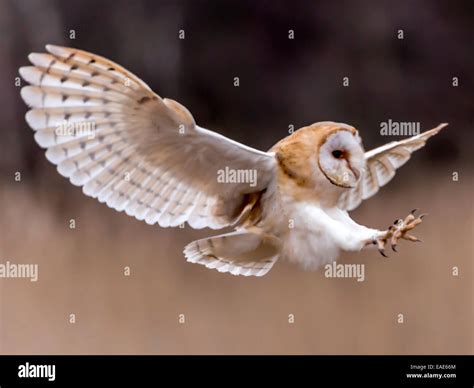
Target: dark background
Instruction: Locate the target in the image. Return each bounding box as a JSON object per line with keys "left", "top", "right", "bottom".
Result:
{"left": 0, "top": 0, "right": 472, "bottom": 354}
{"left": 1, "top": 0, "right": 473, "bottom": 174}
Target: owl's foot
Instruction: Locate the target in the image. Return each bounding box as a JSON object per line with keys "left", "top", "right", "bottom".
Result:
{"left": 375, "top": 209, "right": 425, "bottom": 257}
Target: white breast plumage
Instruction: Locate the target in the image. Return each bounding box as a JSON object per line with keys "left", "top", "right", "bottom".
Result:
{"left": 279, "top": 201, "right": 342, "bottom": 269}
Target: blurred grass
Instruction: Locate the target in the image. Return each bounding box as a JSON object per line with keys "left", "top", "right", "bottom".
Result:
{"left": 0, "top": 168, "right": 472, "bottom": 354}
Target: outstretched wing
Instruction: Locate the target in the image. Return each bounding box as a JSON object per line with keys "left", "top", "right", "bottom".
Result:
{"left": 20, "top": 45, "right": 276, "bottom": 229}
{"left": 338, "top": 123, "right": 447, "bottom": 211}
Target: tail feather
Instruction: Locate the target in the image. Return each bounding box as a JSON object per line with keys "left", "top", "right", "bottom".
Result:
{"left": 184, "top": 231, "right": 279, "bottom": 277}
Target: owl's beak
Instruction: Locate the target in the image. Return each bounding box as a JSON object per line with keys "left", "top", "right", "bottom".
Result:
{"left": 347, "top": 163, "right": 360, "bottom": 182}
{"left": 351, "top": 167, "right": 360, "bottom": 181}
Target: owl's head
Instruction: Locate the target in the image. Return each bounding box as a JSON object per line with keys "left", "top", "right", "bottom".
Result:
{"left": 317, "top": 125, "right": 365, "bottom": 188}
{"left": 272, "top": 122, "right": 365, "bottom": 196}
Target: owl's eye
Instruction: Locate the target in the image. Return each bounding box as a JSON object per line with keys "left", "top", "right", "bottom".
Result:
{"left": 332, "top": 150, "right": 344, "bottom": 159}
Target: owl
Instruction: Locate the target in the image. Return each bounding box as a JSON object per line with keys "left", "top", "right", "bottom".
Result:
{"left": 19, "top": 45, "right": 447, "bottom": 277}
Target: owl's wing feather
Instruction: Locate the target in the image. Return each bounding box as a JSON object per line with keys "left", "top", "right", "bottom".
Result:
{"left": 20, "top": 45, "right": 276, "bottom": 229}
{"left": 338, "top": 123, "right": 447, "bottom": 211}
{"left": 184, "top": 231, "right": 279, "bottom": 277}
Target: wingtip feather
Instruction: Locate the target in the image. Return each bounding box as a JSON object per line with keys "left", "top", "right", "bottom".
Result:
{"left": 45, "top": 44, "right": 66, "bottom": 54}
{"left": 20, "top": 86, "right": 41, "bottom": 107}
{"left": 422, "top": 123, "right": 449, "bottom": 138}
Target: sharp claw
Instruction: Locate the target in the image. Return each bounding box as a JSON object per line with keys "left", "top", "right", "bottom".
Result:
{"left": 379, "top": 249, "right": 388, "bottom": 258}
{"left": 403, "top": 234, "right": 422, "bottom": 242}
{"left": 385, "top": 210, "right": 425, "bottom": 249}
{"left": 390, "top": 233, "right": 398, "bottom": 250}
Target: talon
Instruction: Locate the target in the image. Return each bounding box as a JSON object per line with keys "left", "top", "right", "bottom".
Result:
{"left": 376, "top": 238, "right": 387, "bottom": 257}
{"left": 384, "top": 210, "right": 425, "bottom": 250}
{"left": 390, "top": 233, "right": 399, "bottom": 250}
{"left": 403, "top": 234, "right": 422, "bottom": 242}
{"left": 405, "top": 217, "right": 423, "bottom": 230}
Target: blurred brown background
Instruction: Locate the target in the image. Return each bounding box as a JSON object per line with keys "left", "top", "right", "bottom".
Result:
{"left": 0, "top": 0, "right": 472, "bottom": 354}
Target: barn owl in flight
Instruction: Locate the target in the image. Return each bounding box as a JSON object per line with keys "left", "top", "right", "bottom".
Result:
{"left": 19, "top": 45, "right": 447, "bottom": 277}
